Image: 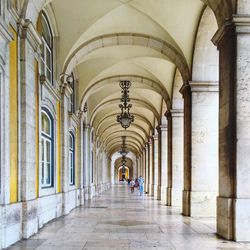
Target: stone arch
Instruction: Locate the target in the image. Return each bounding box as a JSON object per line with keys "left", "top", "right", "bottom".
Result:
{"left": 192, "top": 6, "right": 219, "bottom": 82}
{"left": 63, "top": 33, "right": 190, "bottom": 83}
{"left": 96, "top": 113, "right": 154, "bottom": 136}
{"left": 80, "top": 75, "right": 171, "bottom": 111}
{"left": 90, "top": 98, "right": 160, "bottom": 125}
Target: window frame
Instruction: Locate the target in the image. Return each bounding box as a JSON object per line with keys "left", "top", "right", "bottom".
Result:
{"left": 41, "top": 12, "right": 53, "bottom": 85}
{"left": 41, "top": 108, "right": 54, "bottom": 189}
{"left": 69, "top": 131, "right": 75, "bottom": 186}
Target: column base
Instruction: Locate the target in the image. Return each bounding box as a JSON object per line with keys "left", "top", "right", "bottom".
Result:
{"left": 171, "top": 187, "right": 182, "bottom": 207}
{"left": 84, "top": 187, "right": 89, "bottom": 200}
{"left": 79, "top": 188, "right": 85, "bottom": 205}
{"left": 217, "top": 196, "right": 250, "bottom": 241}
{"left": 182, "top": 190, "right": 190, "bottom": 216}
{"left": 146, "top": 184, "right": 150, "bottom": 194}
{"left": 154, "top": 185, "right": 158, "bottom": 200}
{"left": 182, "top": 190, "right": 217, "bottom": 217}
{"left": 22, "top": 200, "right": 39, "bottom": 239}
{"left": 167, "top": 187, "right": 172, "bottom": 206}
{"left": 161, "top": 186, "right": 167, "bottom": 205}
{"left": 150, "top": 184, "right": 154, "bottom": 197}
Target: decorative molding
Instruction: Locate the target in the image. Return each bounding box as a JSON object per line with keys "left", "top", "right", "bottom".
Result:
{"left": 40, "top": 75, "right": 61, "bottom": 101}
{"left": 189, "top": 81, "right": 219, "bottom": 92}
{"left": 18, "top": 18, "right": 42, "bottom": 51}
{"left": 0, "top": 22, "right": 13, "bottom": 42}
{"left": 179, "top": 82, "right": 191, "bottom": 96}
{"left": 170, "top": 109, "right": 184, "bottom": 117}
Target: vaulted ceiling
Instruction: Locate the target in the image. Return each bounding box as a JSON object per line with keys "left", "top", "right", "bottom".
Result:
{"left": 44, "top": 0, "right": 207, "bottom": 156}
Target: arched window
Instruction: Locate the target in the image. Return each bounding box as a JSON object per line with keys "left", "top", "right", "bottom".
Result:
{"left": 41, "top": 108, "right": 54, "bottom": 188}
{"left": 41, "top": 12, "right": 53, "bottom": 84}
{"left": 69, "top": 132, "right": 75, "bottom": 185}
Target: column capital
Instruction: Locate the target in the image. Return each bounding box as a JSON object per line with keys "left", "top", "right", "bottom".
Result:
{"left": 170, "top": 109, "right": 184, "bottom": 117}
{"left": 189, "top": 81, "right": 219, "bottom": 92}
{"left": 156, "top": 124, "right": 168, "bottom": 132}
{"left": 179, "top": 82, "right": 191, "bottom": 96}
{"left": 18, "top": 18, "right": 42, "bottom": 51}
{"left": 164, "top": 110, "right": 172, "bottom": 120}
{"left": 60, "top": 82, "right": 73, "bottom": 97}
{"left": 152, "top": 134, "right": 158, "bottom": 140}
{"left": 84, "top": 124, "right": 91, "bottom": 129}
{"left": 211, "top": 16, "right": 250, "bottom": 48}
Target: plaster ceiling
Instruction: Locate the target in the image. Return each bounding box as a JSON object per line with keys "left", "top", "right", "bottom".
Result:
{"left": 44, "top": 0, "right": 206, "bottom": 156}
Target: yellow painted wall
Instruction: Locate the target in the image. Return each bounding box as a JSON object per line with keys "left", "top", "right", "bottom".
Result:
{"left": 57, "top": 101, "right": 61, "bottom": 193}
{"left": 35, "top": 60, "right": 39, "bottom": 197}
{"left": 9, "top": 26, "right": 18, "bottom": 203}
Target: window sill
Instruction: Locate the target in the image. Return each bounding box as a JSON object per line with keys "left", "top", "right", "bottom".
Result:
{"left": 40, "top": 75, "right": 60, "bottom": 101}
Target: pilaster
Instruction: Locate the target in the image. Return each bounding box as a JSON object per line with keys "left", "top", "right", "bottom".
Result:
{"left": 213, "top": 16, "right": 250, "bottom": 241}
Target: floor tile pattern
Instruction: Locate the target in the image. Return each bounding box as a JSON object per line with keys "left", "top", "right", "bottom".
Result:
{"left": 6, "top": 185, "right": 250, "bottom": 250}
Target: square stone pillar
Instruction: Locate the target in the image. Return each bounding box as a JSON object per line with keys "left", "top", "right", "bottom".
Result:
{"left": 145, "top": 144, "right": 149, "bottom": 193}
{"left": 170, "top": 109, "right": 184, "bottom": 207}
{"left": 60, "top": 82, "right": 72, "bottom": 215}
{"left": 212, "top": 15, "right": 250, "bottom": 241}
{"left": 83, "top": 125, "right": 90, "bottom": 200}
{"left": 159, "top": 125, "right": 168, "bottom": 205}
{"left": 77, "top": 112, "right": 85, "bottom": 205}
{"left": 148, "top": 139, "right": 154, "bottom": 196}
{"left": 180, "top": 81, "right": 219, "bottom": 217}
{"left": 153, "top": 133, "right": 160, "bottom": 200}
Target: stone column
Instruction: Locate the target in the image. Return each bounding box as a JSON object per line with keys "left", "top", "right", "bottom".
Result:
{"left": 149, "top": 138, "right": 154, "bottom": 196}
{"left": 180, "top": 83, "right": 191, "bottom": 216}
{"left": 77, "top": 112, "right": 85, "bottom": 205}
{"left": 166, "top": 112, "right": 173, "bottom": 206}
{"left": 159, "top": 125, "right": 168, "bottom": 205}
{"left": 137, "top": 155, "right": 141, "bottom": 177}
{"left": 180, "top": 82, "right": 219, "bottom": 217}
{"left": 19, "top": 20, "right": 42, "bottom": 238}
{"left": 212, "top": 15, "right": 250, "bottom": 241}
{"left": 83, "top": 125, "right": 90, "bottom": 200}
{"left": 170, "top": 109, "right": 184, "bottom": 207}
{"left": 145, "top": 144, "right": 149, "bottom": 193}
{"left": 60, "top": 82, "right": 72, "bottom": 215}
{"left": 153, "top": 133, "right": 159, "bottom": 200}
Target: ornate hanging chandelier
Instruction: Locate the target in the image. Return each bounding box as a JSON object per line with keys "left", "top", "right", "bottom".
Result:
{"left": 117, "top": 80, "right": 134, "bottom": 129}
{"left": 119, "top": 136, "right": 128, "bottom": 156}
{"left": 121, "top": 155, "right": 127, "bottom": 173}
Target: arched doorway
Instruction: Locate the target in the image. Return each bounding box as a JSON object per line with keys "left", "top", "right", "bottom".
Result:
{"left": 118, "top": 166, "right": 129, "bottom": 181}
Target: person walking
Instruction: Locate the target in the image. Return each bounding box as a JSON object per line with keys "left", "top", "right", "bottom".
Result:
{"left": 138, "top": 176, "right": 144, "bottom": 196}
{"left": 130, "top": 179, "right": 135, "bottom": 193}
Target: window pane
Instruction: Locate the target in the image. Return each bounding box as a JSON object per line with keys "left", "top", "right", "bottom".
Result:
{"left": 46, "top": 69, "right": 52, "bottom": 83}
{"left": 42, "top": 15, "right": 52, "bottom": 48}
{"left": 46, "top": 163, "right": 51, "bottom": 184}
{"left": 46, "top": 140, "right": 51, "bottom": 162}
{"left": 42, "top": 113, "right": 50, "bottom": 135}
{"left": 46, "top": 48, "right": 52, "bottom": 70}
{"left": 42, "top": 162, "right": 44, "bottom": 184}
{"left": 41, "top": 41, "right": 45, "bottom": 61}
{"left": 42, "top": 139, "right": 45, "bottom": 161}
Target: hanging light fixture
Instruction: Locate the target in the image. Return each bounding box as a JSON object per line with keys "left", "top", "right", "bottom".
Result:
{"left": 121, "top": 155, "right": 127, "bottom": 173}
{"left": 117, "top": 80, "right": 134, "bottom": 129}
{"left": 119, "top": 136, "right": 128, "bottom": 156}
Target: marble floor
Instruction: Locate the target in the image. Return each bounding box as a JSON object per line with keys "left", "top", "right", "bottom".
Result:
{"left": 6, "top": 185, "right": 250, "bottom": 250}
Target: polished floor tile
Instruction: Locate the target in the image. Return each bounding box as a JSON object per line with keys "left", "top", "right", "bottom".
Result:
{"left": 6, "top": 185, "right": 249, "bottom": 250}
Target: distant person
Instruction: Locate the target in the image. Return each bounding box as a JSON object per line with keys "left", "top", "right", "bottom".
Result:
{"left": 130, "top": 179, "right": 135, "bottom": 193}
{"left": 138, "top": 176, "right": 144, "bottom": 196}
{"left": 127, "top": 178, "right": 131, "bottom": 186}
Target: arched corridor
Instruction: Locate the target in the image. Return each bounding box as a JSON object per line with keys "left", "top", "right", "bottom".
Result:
{"left": 6, "top": 185, "right": 248, "bottom": 250}
{"left": 1, "top": 0, "right": 250, "bottom": 249}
